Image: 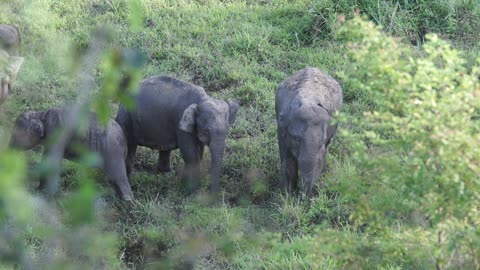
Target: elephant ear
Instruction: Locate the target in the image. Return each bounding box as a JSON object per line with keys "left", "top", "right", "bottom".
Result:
{"left": 178, "top": 104, "right": 197, "bottom": 133}
{"left": 227, "top": 100, "right": 240, "bottom": 125}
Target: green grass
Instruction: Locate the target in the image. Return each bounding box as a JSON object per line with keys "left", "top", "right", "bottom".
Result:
{"left": 1, "top": 0, "right": 479, "bottom": 269}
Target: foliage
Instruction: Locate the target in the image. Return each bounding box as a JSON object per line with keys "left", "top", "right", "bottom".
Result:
{"left": 332, "top": 16, "right": 480, "bottom": 269}
{"left": 0, "top": 0, "right": 143, "bottom": 269}
{"left": 0, "top": 150, "right": 124, "bottom": 269}
{"left": 0, "top": 0, "right": 479, "bottom": 269}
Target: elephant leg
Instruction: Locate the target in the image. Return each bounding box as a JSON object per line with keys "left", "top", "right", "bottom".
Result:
{"left": 116, "top": 107, "right": 137, "bottom": 177}
{"left": 126, "top": 143, "right": 137, "bottom": 177}
{"left": 319, "top": 144, "right": 327, "bottom": 174}
{"left": 38, "top": 175, "right": 47, "bottom": 191}
{"left": 198, "top": 144, "right": 205, "bottom": 161}
{"left": 0, "top": 78, "right": 8, "bottom": 104}
{"left": 37, "top": 152, "right": 48, "bottom": 190}
{"left": 178, "top": 134, "right": 202, "bottom": 193}
{"left": 104, "top": 158, "right": 133, "bottom": 201}
{"left": 38, "top": 152, "right": 63, "bottom": 195}
{"left": 278, "top": 127, "right": 298, "bottom": 194}
{"left": 281, "top": 150, "right": 298, "bottom": 194}
{"left": 157, "top": 150, "right": 172, "bottom": 173}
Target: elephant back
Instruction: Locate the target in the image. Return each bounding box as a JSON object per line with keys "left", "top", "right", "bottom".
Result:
{"left": 278, "top": 67, "right": 343, "bottom": 115}
{"left": 136, "top": 75, "right": 208, "bottom": 118}
{"left": 140, "top": 76, "right": 205, "bottom": 95}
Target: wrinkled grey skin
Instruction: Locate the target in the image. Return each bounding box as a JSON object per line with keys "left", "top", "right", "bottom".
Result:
{"left": 0, "top": 24, "right": 21, "bottom": 55}
{"left": 116, "top": 76, "right": 239, "bottom": 193}
{"left": 10, "top": 108, "right": 134, "bottom": 201}
{"left": 275, "top": 68, "right": 343, "bottom": 196}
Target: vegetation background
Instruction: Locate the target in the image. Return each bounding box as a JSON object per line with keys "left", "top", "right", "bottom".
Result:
{"left": 0, "top": 0, "right": 479, "bottom": 269}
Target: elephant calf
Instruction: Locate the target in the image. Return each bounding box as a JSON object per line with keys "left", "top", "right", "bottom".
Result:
{"left": 10, "top": 108, "right": 134, "bottom": 201}
{"left": 276, "top": 67, "right": 343, "bottom": 196}
{"left": 116, "top": 75, "right": 239, "bottom": 193}
{"left": 0, "top": 24, "right": 21, "bottom": 56}
{"left": 0, "top": 24, "right": 23, "bottom": 105}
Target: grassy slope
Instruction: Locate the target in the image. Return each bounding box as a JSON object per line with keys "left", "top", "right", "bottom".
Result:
{"left": 1, "top": 0, "right": 479, "bottom": 269}
{"left": 114, "top": 2, "right": 351, "bottom": 268}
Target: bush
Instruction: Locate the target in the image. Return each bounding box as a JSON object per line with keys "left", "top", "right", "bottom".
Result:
{"left": 330, "top": 16, "right": 480, "bottom": 269}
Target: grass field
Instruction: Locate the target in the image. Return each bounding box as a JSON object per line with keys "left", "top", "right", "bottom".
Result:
{"left": 1, "top": 0, "right": 479, "bottom": 269}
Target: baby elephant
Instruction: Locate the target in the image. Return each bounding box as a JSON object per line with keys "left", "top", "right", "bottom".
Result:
{"left": 116, "top": 75, "right": 239, "bottom": 193}
{"left": 10, "top": 108, "right": 134, "bottom": 201}
{"left": 275, "top": 67, "right": 343, "bottom": 196}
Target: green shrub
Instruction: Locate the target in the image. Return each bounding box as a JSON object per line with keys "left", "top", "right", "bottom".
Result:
{"left": 329, "top": 16, "right": 480, "bottom": 269}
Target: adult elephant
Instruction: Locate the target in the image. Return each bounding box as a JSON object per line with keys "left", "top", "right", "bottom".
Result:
{"left": 276, "top": 67, "right": 343, "bottom": 196}
{"left": 116, "top": 75, "right": 239, "bottom": 193}
{"left": 10, "top": 108, "right": 134, "bottom": 201}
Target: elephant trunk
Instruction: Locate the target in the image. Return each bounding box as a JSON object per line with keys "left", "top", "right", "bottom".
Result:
{"left": 209, "top": 134, "right": 226, "bottom": 193}
{"left": 298, "top": 151, "right": 319, "bottom": 197}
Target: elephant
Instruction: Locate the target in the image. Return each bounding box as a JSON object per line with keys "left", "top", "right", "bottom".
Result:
{"left": 0, "top": 24, "right": 21, "bottom": 56}
{"left": 9, "top": 108, "right": 134, "bottom": 201}
{"left": 115, "top": 75, "right": 239, "bottom": 193}
{"left": 275, "top": 67, "right": 343, "bottom": 196}
{"left": 0, "top": 24, "right": 23, "bottom": 105}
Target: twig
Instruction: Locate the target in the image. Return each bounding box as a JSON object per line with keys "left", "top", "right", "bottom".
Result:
{"left": 42, "top": 28, "right": 108, "bottom": 196}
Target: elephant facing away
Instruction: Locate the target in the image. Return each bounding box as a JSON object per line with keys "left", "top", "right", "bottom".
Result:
{"left": 9, "top": 108, "right": 134, "bottom": 201}
{"left": 116, "top": 75, "right": 239, "bottom": 193}
{"left": 0, "top": 24, "right": 23, "bottom": 105}
{"left": 275, "top": 67, "right": 343, "bottom": 196}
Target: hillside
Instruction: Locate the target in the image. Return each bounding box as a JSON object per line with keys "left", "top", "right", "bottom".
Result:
{"left": 0, "top": 0, "right": 479, "bottom": 269}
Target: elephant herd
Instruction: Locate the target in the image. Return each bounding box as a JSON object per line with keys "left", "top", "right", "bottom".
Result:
{"left": 2, "top": 24, "right": 343, "bottom": 200}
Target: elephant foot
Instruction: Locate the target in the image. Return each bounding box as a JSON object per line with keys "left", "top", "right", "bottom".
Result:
{"left": 122, "top": 194, "right": 134, "bottom": 201}
{"left": 157, "top": 165, "right": 172, "bottom": 173}
{"left": 157, "top": 151, "right": 172, "bottom": 174}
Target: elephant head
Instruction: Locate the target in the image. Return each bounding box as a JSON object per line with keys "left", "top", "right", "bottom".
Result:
{"left": 10, "top": 111, "right": 45, "bottom": 150}
{"left": 178, "top": 98, "right": 239, "bottom": 192}
{"left": 285, "top": 102, "right": 334, "bottom": 195}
